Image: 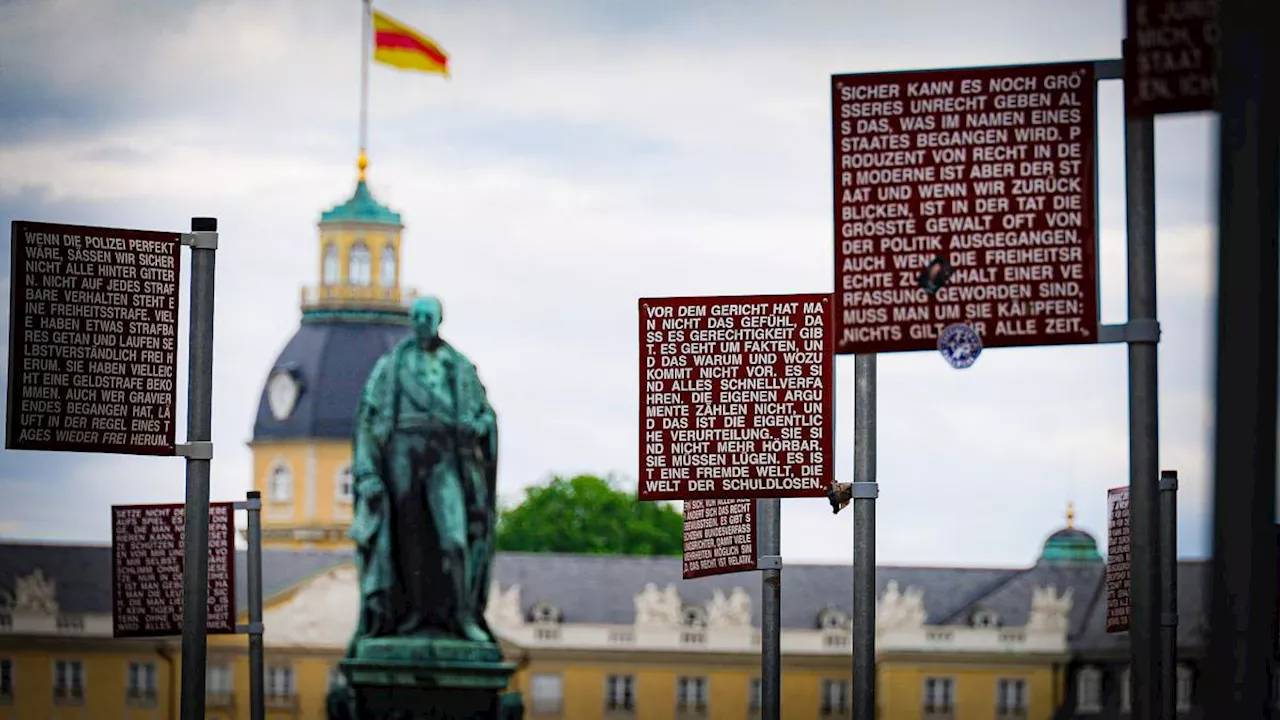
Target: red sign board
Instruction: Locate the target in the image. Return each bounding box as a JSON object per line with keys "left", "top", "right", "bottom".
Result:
{"left": 1125, "top": 0, "right": 1220, "bottom": 117}
{"left": 1106, "top": 486, "right": 1132, "bottom": 634}
{"left": 683, "top": 498, "right": 757, "bottom": 579}
{"left": 830, "top": 62, "right": 1099, "bottom": 355}
{"left": 6, "top": 221, "right": 182, "bottom": 455}
{"left": 111, "top": 502, "right": 236, "bottom": 638}
{"left": 638, "top": 294, "right": 834, "bottom": 501}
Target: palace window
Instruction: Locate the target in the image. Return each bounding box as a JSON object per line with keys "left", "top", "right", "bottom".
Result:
{"left": 821, "top": 679, "right": 850, "bottom": 715}
{"left": 1076, "top": 666, "right": 1102, "bottom": 713}
{"left": 923, "top": 677, "right": 955, "bottom": 714}
{"left": 53, "top": 660, "right": 83, "bottom": 702}
{"left": 335, "top": 465, "right": 354, "bottom": 504}
{"left": 266, "top": 666, "right": 294, "bottom": 700}
{"left": 605, "top": 674, "right": 635, "bottom": 713}
{"left": 323, "top": 243, "right": 340, "bottom": 285}
{"left": 1176, "top": 665, "right": 1194, "bottom": 712}
{"left": 379, "top": 245, "right": 396, "bottom": 288}
{"left": 127, "top": 662, "right": 157, "bottom": 701}
{"left": 1119, "top": 667, "right": 1131, "bottom": 711}
{"left": 676, "top": 676, "right": 707, "bottom": 712}
{"left": 269, "top": 463, "right": 293, "bottom": 503}
{"left": 749, "top": 678, "right": 761, "bottom": 710}
{"left": 531, "top": 673, "right": 562, "bottom": 715}
{"left": 0, "top": 658, "right": 12, "bottom": 701}
{"left": 349, "top": 240, "right": 371, "bottom": 286}
{"left": 996, "top": 678, "right": 1027, "bottom": 714}
{"left": 207, "top": 663, "right": 233, "bottom": 704}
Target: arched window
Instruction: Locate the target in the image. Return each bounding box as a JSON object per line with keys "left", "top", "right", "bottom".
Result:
{"left": 322, "top": 243, "right": 340, "bottom": 285}
{"left": 349, "top": 240, "right": 371, "bottom": 286}
{"left": 1076, "top": 666, "right": 1102, "bottom": 712}
{"left": 379, "top": 245, "right": 396, "bottom": 288}
{"left": 268, "top": 462, "right": 293, "bottom": 503}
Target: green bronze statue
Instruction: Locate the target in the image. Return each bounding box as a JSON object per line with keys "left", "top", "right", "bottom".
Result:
{"left": 347, "top": 296, "right": 499, "bottom": 649}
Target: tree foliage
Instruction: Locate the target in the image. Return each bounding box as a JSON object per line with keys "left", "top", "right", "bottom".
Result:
{"left": 495, "top": 474, "right": 683, "bottom": 556}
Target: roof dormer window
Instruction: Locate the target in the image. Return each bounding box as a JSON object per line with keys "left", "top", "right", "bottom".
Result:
{"left": 681, "top": 605, "right": 707, "bottom": 628}
{"left": 529, "top": 601, "right": 562, "bottom": 624}
{"left": 971, "top": 610, "right": 1001, "bottom": 628}
{"left": 816, "top": 606, "right": 849, "bottom": 630}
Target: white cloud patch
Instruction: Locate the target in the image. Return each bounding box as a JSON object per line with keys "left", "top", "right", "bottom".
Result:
{"left": 0, "top": 0, "right": 1222, "bottom": 565}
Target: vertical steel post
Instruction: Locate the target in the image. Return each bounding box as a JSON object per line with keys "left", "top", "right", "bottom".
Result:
{"left": 1158, "top": 470, "right": 1179, "bottom": 718}
{"left": 1206, "top": 0, "right": 1280, "bottom": 713}
{"left": 1120, "top": 48, "right": 1161, "bottom": 715}
{"left": 179, "top": 217, "right": 217, "bottom": 720}
{"left": 758, "top": 498, "right": 782, "bottom": 720}
{"left": 852, "top": 354, "right": 877, "bottom": 720}
{"left": 247, "top": 491, "right": 265, "bottom": 720}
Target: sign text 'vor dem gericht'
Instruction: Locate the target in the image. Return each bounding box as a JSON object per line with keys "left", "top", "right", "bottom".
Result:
{"left": 831, "top": 62, "right": 1100, "bottom": 355}
{"left": 5, "top": 221, "right": 182, "bottom": 455}
{"left": 111, "top": 502, "right": 236, "bottom": 638}
{"left": 638, "top": 294, "right": 834, "bottom": 501}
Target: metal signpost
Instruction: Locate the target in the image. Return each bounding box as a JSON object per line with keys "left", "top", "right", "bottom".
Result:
{"left": 108, "top": 495, "right": 265, "bottom": 720}
{"left": 638, "top": 293, "right": 835, "bottom": 720}
{"left": 830, "top": 60, "right": 1109, "bottom": 718}
{"left": 4, "top": 217, "right": 220, "bottom": 718}
{"left": 1158, "top": 470, "right": 1178, "bottom": 720}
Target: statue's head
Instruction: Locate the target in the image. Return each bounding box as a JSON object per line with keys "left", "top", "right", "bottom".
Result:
{"left": 410, "top": 296, "right": 443, "bottom": 347}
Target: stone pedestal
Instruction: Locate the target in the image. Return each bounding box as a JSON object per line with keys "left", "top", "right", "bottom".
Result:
{"left": 328, "top": 637, "right": 522, "bottom": 720}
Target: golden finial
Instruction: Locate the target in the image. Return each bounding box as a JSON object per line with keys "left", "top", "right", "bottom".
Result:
{"left": 1066, "top": 501, "right": 1075, "bottom": 529}
{"left": 357, "top": 149, "right": 369, "bottom": 183}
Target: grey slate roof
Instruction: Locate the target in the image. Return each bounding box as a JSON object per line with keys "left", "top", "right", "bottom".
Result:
{"left": 1067, "top": 561, "right": 1211, "bottom": 654}
{"left": 0, "top": 541, "right": 1212, "bottom": 653}
{"left": 0, "top": 542, "right": 350, "bottom": 616}
{"left": 252, "top": 318, "right": 409, "bottom": 440}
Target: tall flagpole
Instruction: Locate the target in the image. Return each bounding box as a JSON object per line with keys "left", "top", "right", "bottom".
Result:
{"left": 359, "top": 0, "right": 372, "bottom": 181}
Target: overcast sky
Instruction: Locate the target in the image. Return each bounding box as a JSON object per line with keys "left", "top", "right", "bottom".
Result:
{"left": 0, "top": 0, "right": 1219, "bottom": 567}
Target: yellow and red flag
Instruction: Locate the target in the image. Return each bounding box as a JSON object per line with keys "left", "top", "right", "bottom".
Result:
{"left": 372, "top": 10, "right": 449, "bottom": 76}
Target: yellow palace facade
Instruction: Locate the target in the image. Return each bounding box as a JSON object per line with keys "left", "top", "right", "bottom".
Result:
{"left": 0, "top": 161, "right": 1210, "bottom": 720}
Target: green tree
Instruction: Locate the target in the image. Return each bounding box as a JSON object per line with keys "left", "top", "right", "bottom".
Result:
{"left": 496, "top": 474, "right": 683, "bottom": 556}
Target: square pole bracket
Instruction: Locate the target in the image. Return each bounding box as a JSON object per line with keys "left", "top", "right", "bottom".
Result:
{"left": 233, "top": 498, "right": 262, "bottom": 511}
{"left": 180, "top": 231, "right": 219, "bottom": 250}
{"left": 1098, "top": 319, "right": 1161, "bottom": 345}
{"left": 236, "top": 622, "right": 264, "bottom": 636}
{"left": 757, "top": 555, "right": 783, "bottom": 571}
{"left": 175, "top": 442, "right": 213, "bottom": 460}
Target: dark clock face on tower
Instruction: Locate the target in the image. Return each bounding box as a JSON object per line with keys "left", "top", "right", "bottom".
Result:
{"left": 266, "top": 368, "right": 301, "bottom": 420}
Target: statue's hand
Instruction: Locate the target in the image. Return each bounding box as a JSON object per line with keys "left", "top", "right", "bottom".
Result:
{"left": 355, "top": 474, "right": 385, "bottom": 507}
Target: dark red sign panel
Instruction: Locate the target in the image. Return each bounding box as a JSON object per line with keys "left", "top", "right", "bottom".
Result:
{"left": 683, "top": 498, "right": 757, "bottom": 579}
{"left": 830, "top": 62, "right": 1099, "bottom": 355}
{"left": 1106, "top": 486, "right": 1132, "bottom": 634}
{"left": 111, "top": 502, "right": 236, "bottom": 638}
{"left": 6, "top": 221, "right": 182, "bottom": 455}
{"left": 1126, "top": 0, "right": 1219, "bottom": 117}
{"left": 638, "top": 294, "right": 834, "bottom": 501}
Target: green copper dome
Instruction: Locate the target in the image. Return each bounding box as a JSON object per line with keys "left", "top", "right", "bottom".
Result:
{"left": 1039, "top": 527, "right": 1103, "bottom": 564}
{"left": 320, "top": 180, "right": 402, "bottom": 226}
